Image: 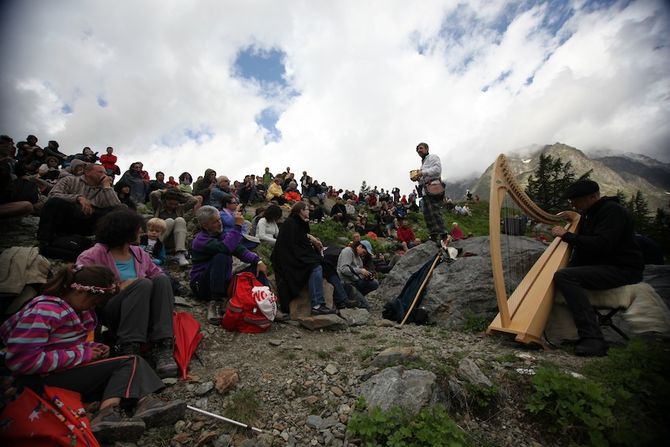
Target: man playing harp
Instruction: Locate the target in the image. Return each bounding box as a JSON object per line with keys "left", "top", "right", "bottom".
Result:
{"left": 551, "top": 179, "right": 644, "bottom": 357}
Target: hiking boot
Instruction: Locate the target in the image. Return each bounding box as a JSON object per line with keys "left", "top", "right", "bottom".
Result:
{"left": 91, "top": 405, "right": 145, "bottom": 443}
{"left": 207, "top": 300, "right": 224, "bottom": 325}
{"left": 152, "top": 338, "right": 179, "bottom": 378}
{"left": 574, "top": 338, "right": 608, "bottom": 357}
{"left": 175, "top": 251, "right": 190, "bottom": 267}
{"left": 133, "top": 394, "right": 186, "bottom": 428}
{"left": 117, "top": 342, "right": 142, "bottom": 356}
{"left": 311, "top": 304, "right": 336, "bottom": 315}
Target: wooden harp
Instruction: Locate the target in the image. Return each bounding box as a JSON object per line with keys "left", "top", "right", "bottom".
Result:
{"left": 487, "top": 154, "right": 580, "bottom": 346}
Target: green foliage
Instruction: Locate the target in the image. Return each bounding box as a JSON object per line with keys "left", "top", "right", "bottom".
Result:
{"left": 525, "top": 153, "right": 577, "bottom": 213}
{"left": 625, "top": 190, "right": 652, "bottom": 233}
{"left": 255, "top": 243, "right": 274, "bottom": 275}
{"left": 649, "top": 208, "right": 670, "bottom": 262}
{"left": 582, "top": 338, "right": 670, "bottom": 446}
{"left": 310, "top": 218, "right": 351, "bottom": 245}
{"left": 347, "top": 402, "right": 470, "bottom": 447}
{"left": 462, "top": 311, "right": 489, "bottom": 333}
{"left": 224, "top": 388, "right": 261, "bottom": 423}
{"left": 526, "top": 366, "right": 615, "bottom": 447}
{"left": 465, "top": 383, "right": 498, "bottom": 413}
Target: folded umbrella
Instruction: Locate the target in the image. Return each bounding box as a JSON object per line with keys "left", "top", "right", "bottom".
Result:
{"left": 172, "top": 311, "right": 204, "bottom": 380}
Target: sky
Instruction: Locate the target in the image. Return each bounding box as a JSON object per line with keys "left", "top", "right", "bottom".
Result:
{"left": 1, "top": 0, "right": 668, "bottom": 195}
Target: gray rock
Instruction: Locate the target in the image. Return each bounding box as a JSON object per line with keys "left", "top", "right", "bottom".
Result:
{"left": 338, "top": 308, "right": 370, "bottom": 326}
{"left": 196, "top": 381, "right": 214, "bottom": 395}
{"left": 324, "top": 364, "right": 338, "bottom": 375}
{"left": 359, "top": 366, "right": 442, "bottom": 416}
{"left": 299, "top": 314, "right": 348, "bottom": 331}
{"left": 306, "top": 414, "right": 323, "bottom": 429}
{"left": 371, "top": 346, "right": 420, "bottom": 367}
{"left": 457, "top": 358, "right": 493, "bottom": 387}
{"left": 213, "top": 434, "right": 232, "bottom": 447}
{"left": 368, "top": 237, "right": 546, "bottom": 328}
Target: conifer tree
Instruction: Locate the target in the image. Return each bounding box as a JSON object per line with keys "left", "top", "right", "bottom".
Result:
{"left": 525, "top": 154, "right": 577, "bottom": 213}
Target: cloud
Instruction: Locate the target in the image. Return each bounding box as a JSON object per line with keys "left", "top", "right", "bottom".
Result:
{"left": 0, "top": 0, "right": 668, "bottom": 196}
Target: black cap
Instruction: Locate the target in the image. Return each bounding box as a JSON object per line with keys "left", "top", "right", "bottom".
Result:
{"left": 564, "top": 179, "right": 599, "bottom": 199}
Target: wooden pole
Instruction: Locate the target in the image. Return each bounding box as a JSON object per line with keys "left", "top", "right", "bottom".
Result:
{"left": 400, "top": 253, "right": 442, "bottom": 326}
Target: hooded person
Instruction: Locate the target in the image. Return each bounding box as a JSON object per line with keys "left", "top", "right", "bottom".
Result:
{"left": 192, "top": 168, "right": 217, "bottom": 205}
{"left": 118, "top": 162, "right": 148, "bottom": 204}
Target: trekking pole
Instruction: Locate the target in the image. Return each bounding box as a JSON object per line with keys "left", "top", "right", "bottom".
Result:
{"left": 187, "top": 405, "right": 266, "bottom": 433}
{"left": 400, "top": 252, "right": 442, "bottom": 326}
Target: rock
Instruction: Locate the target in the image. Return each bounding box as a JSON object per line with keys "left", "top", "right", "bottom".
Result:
{"left": 162, "top": 377, "right": 179, "bottom": 385}
{"left": 306, "top": 414, "right": 323, "bottom": 429}
{"left": 324, "top": 364, "right": 338, "bottom": 375}
{"left": 191, "top": 421, "right": 205, "bottom": 431}
{"left": 194, "top": 397, "right": 208, "bottom": 409}
{"left": 269, "top": 339, "right": 283, "bottom": 346}
{"left": 338, "top": 308, "right": 370, "bottom": 326}
{"left": 321, "top": 416, "right": 338, "bottom": 429}
{"left": 457, "top": 357, "right": 493, "bottom": 387}
{"left": 195, "top": 381, "right": 214, "bottom": 396}
{"left": 196, "top": 430, "right": 218, "bottom": 446}
{"left": 304, "top": 395, "right": 319, "bottom": 405}
{"left": 213, "top": 434, "right": 232, "bottom": 447}
{"left": 215, "top": 368, "right": 240, "bottom": 394}
{"left": 367, "top": 237, "right": 547, "bottom": 328}
{"left": 330, "top": 386, "right": 344, "bottom": 396}
{"left": 371, "top": 346, "right": 419, "bottom": 367}
{"left": 298, "top": 314, "right": 348, "bottom": 331}
{"left": 172, "top": 432, "right": 191, "bottom": 445}
{"left": 359, "top": 366, "right": 442, "bottom": 416}
{"left": 174, "top": 420, "right": 187, "bottom": 433}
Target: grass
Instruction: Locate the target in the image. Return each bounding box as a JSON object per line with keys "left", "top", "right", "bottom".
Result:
{"left": 224, "top": 387, "right": 261, "bottom": 424}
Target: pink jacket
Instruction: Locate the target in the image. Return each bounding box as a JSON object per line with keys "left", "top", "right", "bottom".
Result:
{"left": 77, "top": 243, "right": 164, "bottom": 282}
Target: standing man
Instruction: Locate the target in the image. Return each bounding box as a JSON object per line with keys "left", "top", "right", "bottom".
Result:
{"left": 551, "top": 179, "right": 644, "bottom": 357}
{"left": 412, "top": 142, "right": 449, "bottom": 248}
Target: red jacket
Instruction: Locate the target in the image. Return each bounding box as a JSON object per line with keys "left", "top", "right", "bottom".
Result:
{"left": 397, "top": 226, "right": 416, "bottom": 243}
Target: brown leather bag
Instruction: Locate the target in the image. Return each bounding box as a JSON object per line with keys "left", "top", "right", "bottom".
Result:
{"left": 425, "top": 179, "right": 445, "bottom": 196}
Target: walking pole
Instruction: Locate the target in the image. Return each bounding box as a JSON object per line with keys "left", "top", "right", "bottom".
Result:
{"left": 187, "top": 405, "right": 266, "bottom": 433}
{"left": 400, "top": 252, "right": 442, "bottom": 326}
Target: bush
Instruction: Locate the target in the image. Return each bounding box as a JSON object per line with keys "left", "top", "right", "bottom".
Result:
{"left": 347, "top": 400, "right": 470, "bottom": 447}
{"left": 310, "top": 219, "right": 350, "bottom": 245}
{"left": 526, "top": 366, "right": 614, "bottom": 447}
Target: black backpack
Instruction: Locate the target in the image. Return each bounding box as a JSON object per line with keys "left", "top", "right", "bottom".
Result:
{"left": 40, "top": 235, "right": 93, "bottom": 262}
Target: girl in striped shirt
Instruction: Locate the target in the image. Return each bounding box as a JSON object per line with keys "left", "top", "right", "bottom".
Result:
{"left": 0, "top": 264, "right": 184, "bottom": 443}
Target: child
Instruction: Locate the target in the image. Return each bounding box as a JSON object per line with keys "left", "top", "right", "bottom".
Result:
{"left": 0, "top": 264, "right": 185, "bottom": 443}
{"left": 140, "top": 217, "right": 167, "bottom": 265}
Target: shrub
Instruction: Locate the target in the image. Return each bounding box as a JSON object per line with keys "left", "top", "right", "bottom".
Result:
{"left": 526, "top": 366, "right": 614, "bottom": 447}
{"left": 347, "top": 400, "right": 470, "bottom": 447}
{"left": 462, "top": 311, "right": 489, "bottom": 333}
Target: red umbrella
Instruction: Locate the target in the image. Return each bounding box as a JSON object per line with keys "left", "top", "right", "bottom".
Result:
{"left": 172, "top": 311, "right": 204, "bottom": 380}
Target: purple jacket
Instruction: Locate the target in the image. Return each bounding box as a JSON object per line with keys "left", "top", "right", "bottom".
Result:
{"left": 77, "top": 243, "right": 165, "bottom": 282}
{"left": 190, "top": 226, "right": 259, "bottom": 281}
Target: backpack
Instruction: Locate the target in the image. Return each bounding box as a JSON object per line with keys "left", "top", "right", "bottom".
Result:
{"left": 222, "top": 272, "right": 277, "bottom": 333}
{"left": 382, "top": 255, "right": 440, "bottom": 324}
{"left": 39, "top": 235, "right": 93, "bottom": 262}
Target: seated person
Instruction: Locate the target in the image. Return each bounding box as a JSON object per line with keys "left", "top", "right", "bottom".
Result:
{"left": 140, "top": 218, "right": 167, "bottom": 265}
{"left": 330, "top": 197, "right": 350, "bottom": 226}
{"left": 256, "top": 204, "right": 282, "bottom": 246}
{"left": 150, "top": 188, "right": 200, "bottom": 266}
{"left": 271, "top": 201, "right": 336, "bottom": 315}
{"left": 209, "top": 175, "right": 233, "bottom": 210}
{"left": 74, "top": 146, "right": 99, "bottom": 163}
{"left": 37, "top": 163, "right": 121, "bottom": 245}
{"left": 166, "top": 175, "right": 178, "bottom": 187}
{"left": 76, "top": 209, "right": 178, "bottom": 378}
{"left": 178, "top": 171, "right": 194, "bottom": 194}
{"left": 337, "top": 240, "right": 379, "bottom": 307}
{"left": 119, "top": 162, "right": 148, "bottom": 204}
{"left": 192, "top": 168, "right": 217, "bottom": 205}
{"left": 396, "top": 218, "right": 421, "bottom": 251}
{"left": 190, "top": 206, "right": 268, "bottom": 324}
{"left": 100, "top": 146, "right": 120, "bottom": 178}
{"left": 283, "top": 181, "right": 302, "bottom": 203}
{"left": 266, "top": 177, "right": 286, "bottom": 204}
{"left": 309, "top": 202, "right": 324, "bottom": 223}
{"left": 0, "top": 264, "right": 184, "bottom": 443}
{"left": 114, "top": 180, "right": 138, "bottom": 210}
{"left": 449, "top": 222, "right": 465, "bottom": 240}
{"left": 0, "top": 135, "right": 34, "bottom": 218}
{"left": 147, "top": 171, "right": 168, "bottom": 198}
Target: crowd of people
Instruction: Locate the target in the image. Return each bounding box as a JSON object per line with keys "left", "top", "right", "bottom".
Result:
{"left": 1, "top": 133, "right": 474, "bottom": 443}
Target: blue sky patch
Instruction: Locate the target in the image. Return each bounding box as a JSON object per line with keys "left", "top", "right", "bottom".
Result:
{"left": 233, "top": 46, "right": 288, "bottom": 89}
{"left": 97, "top": 96, "right": 107, "bottom": 107}
{"left": 61, "top": 104, "right": 73, "bottom": 114}
{"left": 256, "top": 108, "right": 281, "bottom": 143}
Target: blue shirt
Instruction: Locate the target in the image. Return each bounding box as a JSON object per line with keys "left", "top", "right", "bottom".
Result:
{"left": 115, "top": 258, "right": 137, "bottom": 281}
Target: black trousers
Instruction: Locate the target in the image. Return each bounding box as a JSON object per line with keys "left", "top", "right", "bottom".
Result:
{"left": 19, "top": 355, "right": 164, "bottom": 402}
{"left": 37, "top": 197, "right": 117, "bottom": 243}
{"left": 553, "top": 265, "right": 643, "bottom": 340}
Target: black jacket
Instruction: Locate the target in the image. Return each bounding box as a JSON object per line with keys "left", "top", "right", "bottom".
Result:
{"left": 271, "top": 214, "right": 323, "bottom": 300}
{"left": 562, "top": 196, "right": 643, "bottom": 272}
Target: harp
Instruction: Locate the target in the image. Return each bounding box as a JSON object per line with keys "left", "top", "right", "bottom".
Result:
{"left": 486, "top": 154, "right": 580, "bottom": 346}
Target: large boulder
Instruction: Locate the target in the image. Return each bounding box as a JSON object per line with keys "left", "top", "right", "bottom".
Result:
{"left": 369, "top": 236, "right": 547, "bottom": 329}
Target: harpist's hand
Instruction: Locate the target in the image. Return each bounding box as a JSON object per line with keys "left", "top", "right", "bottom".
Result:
{"left": 551, "top": 226, "right": 567, "bottom": 237}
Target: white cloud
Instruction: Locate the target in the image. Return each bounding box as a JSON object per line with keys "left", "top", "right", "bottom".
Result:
{"left": 0, "top": 0, "right": 668, "bottom": 196}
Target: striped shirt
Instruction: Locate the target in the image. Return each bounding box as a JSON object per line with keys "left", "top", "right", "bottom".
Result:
{"left": 0, "top": 295, "right": 97, "bottom": 375}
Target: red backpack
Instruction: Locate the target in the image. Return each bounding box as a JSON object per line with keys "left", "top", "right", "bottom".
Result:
{"left": 222, "top": 272, "right": 277, "bottom": 333}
